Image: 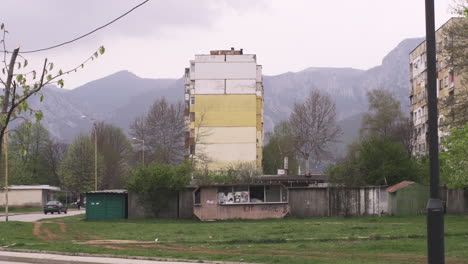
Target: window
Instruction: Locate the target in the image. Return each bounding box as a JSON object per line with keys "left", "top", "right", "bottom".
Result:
{"left": 194, "top": 189, "right": 201, "bottom": 205}
{"left": 265, "top": 185, "right": 281, "bottom": 202}
{"left": 217, "top": 185, "right": 287, "bottom": 204}
{"left": 439, "top": 79, "right": 443, "bottom": 91}
{"left": 190, "top": 96, "right": 195, "bottom": 104}
{"left": 190, "top": 144, "right": 195, "bottom": 155}
{"left": 450, "top": 71, "right": 455, "bottom": 86}
{"left": 190, "top": 112, "right": 195, "bottom": 122}
{"left": 445, "top": 76, "right": 449, "bottom": 87}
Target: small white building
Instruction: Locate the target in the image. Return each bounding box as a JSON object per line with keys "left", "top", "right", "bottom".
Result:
{"left": 0, "top": 185, "right": 64, "bottom": 208}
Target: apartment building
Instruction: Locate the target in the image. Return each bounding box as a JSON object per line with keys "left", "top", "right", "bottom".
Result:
{"left": 409, "top": 18, "right": 466, "bottom": 156}
{"left": 184, "top": 48, "right": 263, "bottom": 170}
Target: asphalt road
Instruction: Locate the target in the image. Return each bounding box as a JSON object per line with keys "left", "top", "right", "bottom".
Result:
{"left": 0, "top": 210, "right": 85, "bottom": 222}
{"left": 0, "top": 261, "right": 34, "bottom": 264}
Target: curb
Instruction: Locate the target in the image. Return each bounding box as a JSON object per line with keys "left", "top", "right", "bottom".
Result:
{"left": 0, "top": 248, "right": 254, "bottom": 264}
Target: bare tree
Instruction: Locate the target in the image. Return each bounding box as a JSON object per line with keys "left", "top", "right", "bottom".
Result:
{"left": 190, "top": 111, "right": 213, "bottom": 171}
{"left": 130, "top": 98, "right": 186, "bottom": 165}
{"left": 288, "top": 90, "right": 341, "bottom": 175}
{"left": 43, "top": 141, "right": 68, "bottom": 186}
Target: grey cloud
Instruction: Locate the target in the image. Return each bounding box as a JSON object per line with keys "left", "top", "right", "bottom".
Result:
{"left": 0, "top": 0, "right": 268, "bottom": 51}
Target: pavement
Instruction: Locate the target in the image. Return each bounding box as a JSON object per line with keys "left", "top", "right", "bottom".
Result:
{"left": 0, "top": 251, "right": 206, "bottom": 264}
{"left": 0, "top": 210, "right": 85, "bottom": 222}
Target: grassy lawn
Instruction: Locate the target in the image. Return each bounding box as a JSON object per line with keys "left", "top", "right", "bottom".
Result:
{"left": 1, "top": 215, "right": 467, "bottom": 264}
{"left": 0, "top": 206, "right": 41, "bottom": 214}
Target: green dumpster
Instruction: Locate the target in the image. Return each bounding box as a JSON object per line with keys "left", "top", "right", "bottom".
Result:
{"left": 86, "top": 190, "right": 128, "bottom": 220}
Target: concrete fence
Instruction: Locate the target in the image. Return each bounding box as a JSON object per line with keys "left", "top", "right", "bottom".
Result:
{"left": 446, "top": 188, "right": 468, "bottom": 215}
{"left": 128, "top": 188, "right": 195, "bottom": 219}
{"left": 128, "top": 186, "right": 468, "bottom": 219}
{"left": 289, "top": 186, "right": 388, "bottom": 217}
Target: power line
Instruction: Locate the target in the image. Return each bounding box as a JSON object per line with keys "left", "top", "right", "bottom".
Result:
{"left": 14, "top": 0, "right": 150, "bottom": 54}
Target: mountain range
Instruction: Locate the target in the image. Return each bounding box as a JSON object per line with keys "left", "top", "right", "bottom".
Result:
{"left": 26, "top": 37, "right": 424, "bottom": 157}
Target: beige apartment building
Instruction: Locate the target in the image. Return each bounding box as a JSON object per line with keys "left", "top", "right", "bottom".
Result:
{"left": 409, "top": 17, "right": 466, "bottom": 156}
{"left": 184, "top": 48, "right": 264, "bottom": 171}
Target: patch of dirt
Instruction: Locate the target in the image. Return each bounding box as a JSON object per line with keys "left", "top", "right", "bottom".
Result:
{"left": 32, "top": 222, "right": 47, "bottom": 240}
{"left": 32, "top": 221, "right": 66, "bottom": 241}
{"left": 59, "top": 223, "right": 67, "bottom": 233}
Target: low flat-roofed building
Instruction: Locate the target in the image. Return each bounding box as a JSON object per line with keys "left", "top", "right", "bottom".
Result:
{"left": 0, "top": 185, "right": 64, "bottom": 208}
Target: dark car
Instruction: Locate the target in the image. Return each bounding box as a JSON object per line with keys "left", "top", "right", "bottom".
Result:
{"left": 43, "top": 201, "right": 67, "bottom": 214}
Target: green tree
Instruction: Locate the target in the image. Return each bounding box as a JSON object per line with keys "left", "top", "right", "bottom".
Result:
{"left": 440, "top": 124, "right": 468, "bottom": 188}
{"left": 329, "top": 137, "right": 419, "bottom": 186}
{"left": 7, "top": 122, "right": 57, "bottom": 185}
{"left": 58, "top": 134, "right": 103, "bottom": 194}
{"left": 93, "top": 122, "right": 133, "bottom": 189}
{"left": 0, "top": 23, "right": 105, "bottom": 180}
{"left": 360, "top": 89, "right": 414, "bottom": 154}
{"left": 263, "top": 121, "right": 298, "bottom": 175}
{"left": 126, "top": 162, "right": 191, "bottom": 214}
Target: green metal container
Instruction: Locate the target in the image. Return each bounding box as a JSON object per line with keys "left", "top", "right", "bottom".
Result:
{"left": 387, "top": 182, "right": 429, "bottom": 216}
{"left": 86, "top": 190, "right": 128, "bottom": 220}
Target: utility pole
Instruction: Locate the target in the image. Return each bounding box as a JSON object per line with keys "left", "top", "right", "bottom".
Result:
{"left": 132, "top": 137, "right": 145, "bottom": 164}
{"left": 94, "top": 123, "right": 98, "bottom": 191}
{"left": 2, "top": 48, "right": 19, "bottom": 222}
{"left": 424, "top": 0, "right": 445, "bottom": 263}
{"left": 81, "top": 115, "right": 98, "bottom": 191}
{"left": 4, "top": 131, "right": 8, "bottom": 222}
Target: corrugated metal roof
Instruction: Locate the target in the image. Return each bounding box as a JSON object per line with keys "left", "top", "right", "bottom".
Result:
{"left": 386, "top": 181, "right": 415, "bottom": 193}
{"left": 87, "top": 189, "right": 128, "bottom": 194}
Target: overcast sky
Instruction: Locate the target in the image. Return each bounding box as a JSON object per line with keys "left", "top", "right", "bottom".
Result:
{"left": 0, "top": 0, "right": 457, "bottom": 89}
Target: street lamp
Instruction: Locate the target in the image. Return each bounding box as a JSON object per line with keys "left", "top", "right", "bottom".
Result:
{"left": 424, "top": 0, "right": 445, "bottom": 263}
{"left": 81, "top": 115, "right": 98, "bottom": 191}
{"left": 132, "top": 137, "right": 145, "bottom": 164}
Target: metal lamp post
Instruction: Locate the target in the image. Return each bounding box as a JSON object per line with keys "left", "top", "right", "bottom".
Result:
{"left": 424, "top": 0, "right": 445, "bottom": 263}
{"left": 81, "top": 115, "right": 98, "bottom": 191}
{"left": 132, "top": 137, "right": 145, "bottom": 164}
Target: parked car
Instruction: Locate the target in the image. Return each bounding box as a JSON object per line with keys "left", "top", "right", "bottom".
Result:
{"left": 43, "top": 201, "right": 67, "bottom": 214}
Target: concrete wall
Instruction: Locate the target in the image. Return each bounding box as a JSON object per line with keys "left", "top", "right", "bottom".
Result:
{"left": 0, "top": 189, "right": 43, "bottom": 207}
{"left": 128, "top": 190, "right": 195, "bottom": 219}
{"left": 288, "top": 186, "right": 387, "bottom": 218}
{"left": 198, "top": 127, "right": 256, "bottom": 144}
{"left": 193, "top": 187, "right": 289, "bottom": 221}
{"left": 194, "top": 62, "right": 257, "bottom": 80}
{"left": 289, "top": 188, "right": 328, "bottom": 217}
{"left": 194, "top": 80, "right": 225, "bottom": 94}
{"left": 192, "top": 94, "right": 257, "bottom": 126}
{"left": 328, "top": 187, "right": 387, "bottom": 217}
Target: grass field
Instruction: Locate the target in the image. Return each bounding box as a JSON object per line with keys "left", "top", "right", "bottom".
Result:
{"left": 0, "top": 206, "right": 41, "bottom": 214}
{"left": 1, "top": 215, "right": 467, "bottom": 264}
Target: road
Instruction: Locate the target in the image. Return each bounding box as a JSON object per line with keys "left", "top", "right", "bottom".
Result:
{"left": 0, "top": 210, "right": 84, "bottom": 222}
{"left": 0, "top": 251, "right": 206, "bottom": 264}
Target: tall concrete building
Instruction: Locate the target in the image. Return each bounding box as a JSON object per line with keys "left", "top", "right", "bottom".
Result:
{"left": 184, "top": 48, "right": 263, "bottom": 170}
{"left": 409, "top": 18, "right": 466, "bottom": 156}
